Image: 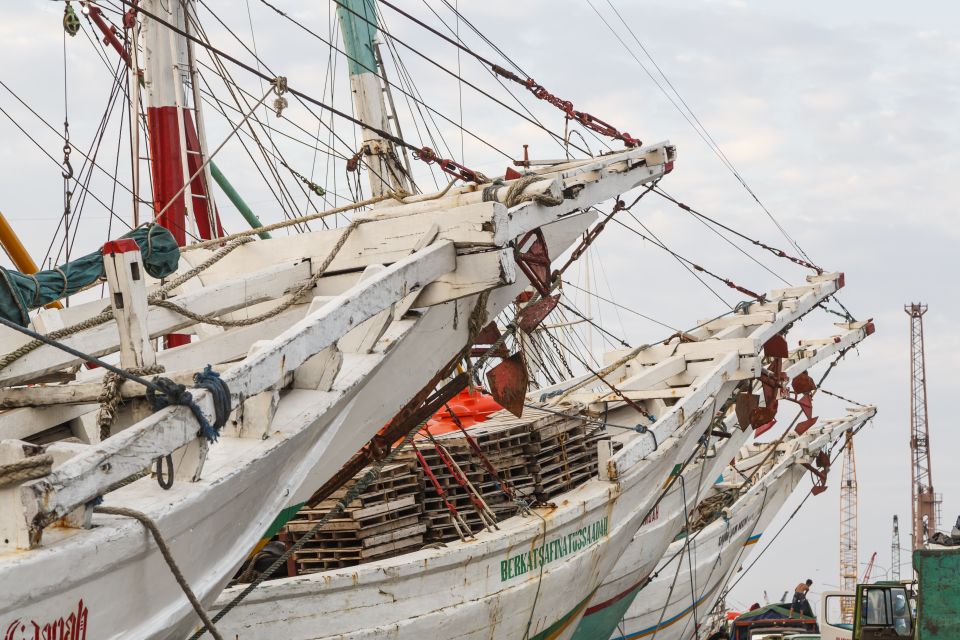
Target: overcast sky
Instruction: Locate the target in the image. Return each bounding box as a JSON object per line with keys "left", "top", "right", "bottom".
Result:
{"left": 2, "top": 0, "right": 959, "bottom": 617}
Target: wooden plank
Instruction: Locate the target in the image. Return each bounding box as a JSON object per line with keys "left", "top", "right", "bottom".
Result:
{"left": 18, "top": 242, "right": 455, "bottom": 526}
{"left": 361, "top": 523, "right": 427, "bottom": 548}
{"left": 0, "top": 366, "right": 231, "bottom": 409}
{"left": 0, "top": 260, "right": 313, "bottom": 386}
{"left": 414, "top": 249, "right": 514, "bottom": 306}
{"left": 607, "top": 352, "right": 739, "bottom": 480}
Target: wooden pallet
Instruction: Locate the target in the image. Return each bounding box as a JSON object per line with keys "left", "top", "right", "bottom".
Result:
{"left": 282, "top": 461, "right": 426, "bottom": 572}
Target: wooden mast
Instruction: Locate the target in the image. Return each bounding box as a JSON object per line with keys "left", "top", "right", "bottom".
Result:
{"left": 336, "top": 0, "right": 412, "bottom": 198}
{"left": 139, "top": 0, "right": 222, "bottom": 245}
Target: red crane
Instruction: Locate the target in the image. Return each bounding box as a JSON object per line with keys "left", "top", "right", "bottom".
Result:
{"left": 861, "top": 551, "right": 878, "bottom": 583}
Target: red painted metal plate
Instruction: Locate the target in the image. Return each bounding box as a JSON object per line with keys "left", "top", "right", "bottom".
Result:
{"left": 486, "top": 352, "right": 528, "bottom": 417}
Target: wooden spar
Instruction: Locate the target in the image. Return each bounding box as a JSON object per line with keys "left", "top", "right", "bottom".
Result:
{"left": 17, "top": 240, "right": 455, "bottom": 527}
{"left": 0, "top": 211, "right": 62, "bottom": 310}
{"left": 594, "top": 273, "right": 845, "bottom": 480}
{"left": 0, "top": 367, "right": 227, "bottom": 408}
{"left": 0, "top": 143, "right": 670, "bottom": 361}
{"left": 0, "top": 260, "right": 314, "bottom": 386}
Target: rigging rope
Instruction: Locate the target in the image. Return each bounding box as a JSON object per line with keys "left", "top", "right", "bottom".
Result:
{"left": 117, "top": 0, "right": 487, "bottom": 185}
{"left": 374, "top": 0, "right": 641, "bottom": 150}
{"left": 652, "top": 188, "right": 823, "bottom": 274}
{"left": 94, "top": 506, "right": 225, "bottom": 640}
{"left": 0, "top": 454, "right": 54, "bottom": 490}
{"left": 588, "top": 0, "right": 814, "bottom": 265}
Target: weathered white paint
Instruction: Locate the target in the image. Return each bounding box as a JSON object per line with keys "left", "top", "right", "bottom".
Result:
{"left": 614, "top": 407, "right": 876, "bottom": 640}
{"left": 208, "top": 274, "right": 844, "bottom": 640}
{"left": 571, "top": 321, "right": 875, "bottom": 640}
{"left": 15, "top": 241, "right": 455, "bottom": 530}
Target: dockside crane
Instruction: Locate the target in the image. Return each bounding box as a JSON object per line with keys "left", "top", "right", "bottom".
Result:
{"left": 905, "top": 303, "right": 940, "bottom": 549}
{"left": 839, "top": 431, "right": 858, "bottom": 622}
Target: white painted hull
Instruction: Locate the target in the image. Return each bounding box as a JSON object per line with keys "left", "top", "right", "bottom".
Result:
{"left": 613, "top": 409, "right": 875, "bottom": 640}
{"left": 0, "top": 318, "right": 416, "bottom": 640}
{"left": 0, "top": 207, "right": 598, "bottom": 640}
{"left": 208, "top": 274, "right": 849, "bottom": 640}
{"left": 570, "top": 426, "right": 753, "bottom": 640}
{"left": 210, "top": 390, "right": 722, "bottom": 639}
{"left": 612, "top": 463, "right": 800, "bottom": 640}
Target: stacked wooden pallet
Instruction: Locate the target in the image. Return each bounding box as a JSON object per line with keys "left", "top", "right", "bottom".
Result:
{"left": 281, "top": 404, "right": 598, "bottom": 560}
{"left": 417, "top": 405, "right": 597, "bottom": 540}
{"left": 528, "top": 413, "right": 596, "bottom": 500}
{"left": 284, "top": 462, "right": 424, "bottom": 573}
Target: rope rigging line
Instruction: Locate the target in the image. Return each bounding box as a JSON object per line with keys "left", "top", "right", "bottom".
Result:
{"left": 652, "top": 187, "right": 823, "bottom": 274}
{"left": 193, "top": 0, "right": 488, "bottom": 185}
{"left": 429, "top": 0, "right": 610, "bottom": 155}
{"left": 319, "top": 0, "right": 589, "bottom": 158}
{"left": 112, "top": 0, "right": 487, "bottom": 185}
{"left": 192, "top": 294, "right": 495, "bottom": 637}
{"left": 0, "top": 234, "right": 251, "bottom": 371}
{"left": 189, "top": 3, "right": 401, "bottom": 203}
{"left": 611, "top": 214, "right": 764, "bottom": 305}
{"left": 375, "top": 0, "right": 640, "bottom": 150}
{"left": 716, "top": 417, "right": 872, "bottom": 601}
{"left": 588, "top": 0, "right": 814, "bottom": 265}
{"left": 561, "top": 279, "right": 679, "bottom": 332}
{"left": 0, "top": 314, "right": 230, "bottom": 448}
{"left": 420, "top": 0, "right": 597, "bottom": 159}
{"left": 95, "top": 506, "right": 225, "bottom": 640}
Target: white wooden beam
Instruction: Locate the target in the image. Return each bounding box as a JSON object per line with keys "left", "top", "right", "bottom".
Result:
{"left": 102, "top": 241, "right": 156, "bottom": 369}
{"left": 0, "top": 260, "right": 314, "bottom": 386}
{"left": 17, "top": 240, "right": 456, "bottom": 527}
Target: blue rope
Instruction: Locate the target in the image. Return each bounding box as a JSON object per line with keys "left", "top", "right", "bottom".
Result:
{"left": 147, "top": 365, "right": 230, "bottom": 443}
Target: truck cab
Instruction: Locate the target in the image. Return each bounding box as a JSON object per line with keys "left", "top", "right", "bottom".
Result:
{"left": 852, "top": 583, "right": 914, "bottom": 640}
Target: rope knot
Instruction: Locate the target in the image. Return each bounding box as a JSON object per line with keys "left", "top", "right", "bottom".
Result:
{"left": 147, "top": 365, "right": 230, "bottom": 443}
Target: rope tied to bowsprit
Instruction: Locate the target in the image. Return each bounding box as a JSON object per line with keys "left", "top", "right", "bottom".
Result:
{"left": 147, "top": 365, "right": 231, "bottom": 444}
{"left": 491, "top": 64, "right": 642, "bottom": 149}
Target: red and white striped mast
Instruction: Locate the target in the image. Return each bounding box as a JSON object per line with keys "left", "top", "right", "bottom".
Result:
{"left": 137, "top": 0, "right": 223, "bottom": 347}
{"left": 138, "top": 0, "right": 222, "bottom": 246}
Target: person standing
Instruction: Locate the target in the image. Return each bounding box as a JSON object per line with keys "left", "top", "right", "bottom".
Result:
{"left": 789, "top": 579, "right": 814, "bottom": 618}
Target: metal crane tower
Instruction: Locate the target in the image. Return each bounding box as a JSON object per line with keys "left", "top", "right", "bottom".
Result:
{"left": 891, "top": 515, "right": 901, "bottom": 581}
{"left": 905, "top": 303, "right": 940, "bottom": 549}
{"left": 839, "top": 432, "right": 858, "bottom": 622}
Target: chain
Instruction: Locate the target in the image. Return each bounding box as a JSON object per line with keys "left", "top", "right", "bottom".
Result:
{"left": 279, "top": 160, "right": 326, "bottom": 198}
{"left": 817, "top": 388, "right": 868, "bottom": 408}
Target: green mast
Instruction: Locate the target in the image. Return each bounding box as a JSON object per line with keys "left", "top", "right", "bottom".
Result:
{"left": 336, "top": 0, "right": 379, "bottom": 77}
{"left": 336, "top": 0, "right": 411, "bottom": 197}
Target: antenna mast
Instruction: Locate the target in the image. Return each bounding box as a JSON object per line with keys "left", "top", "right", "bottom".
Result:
{"left": 839, "top": 432, "right": 858, "bottom": 621}
{"left": 905, "top": 303, "right": 939, "bottom": 549}
{"left": 891, "top": 515, "right": 901, "bottom": 581}
{"left": 336, "top": 0, "right": 412, "bottom": 198}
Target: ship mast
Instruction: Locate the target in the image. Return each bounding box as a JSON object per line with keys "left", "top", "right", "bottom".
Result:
{"left": 336, "top": 0, "right": 412, "bottom": 198}
{"left": 139, "top": 0, "right": 222, "bottom": 244}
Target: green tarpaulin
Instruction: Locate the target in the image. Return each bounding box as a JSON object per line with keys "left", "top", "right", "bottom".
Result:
{"left": 0, "top": 225, "right": 180, "bottom": 326}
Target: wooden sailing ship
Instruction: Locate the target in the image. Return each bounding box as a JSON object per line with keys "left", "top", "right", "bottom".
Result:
{"left": 570, "top": 320, "right": 875, "bottom": 639}
{"left": 209, "top": 274, "right": 857, "bottom": 640}
{"left": 0, "top": 1, "right": 876, "bottom": 639}
{"left": 612, "top": 406, "right": 876, "bottom": 640}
